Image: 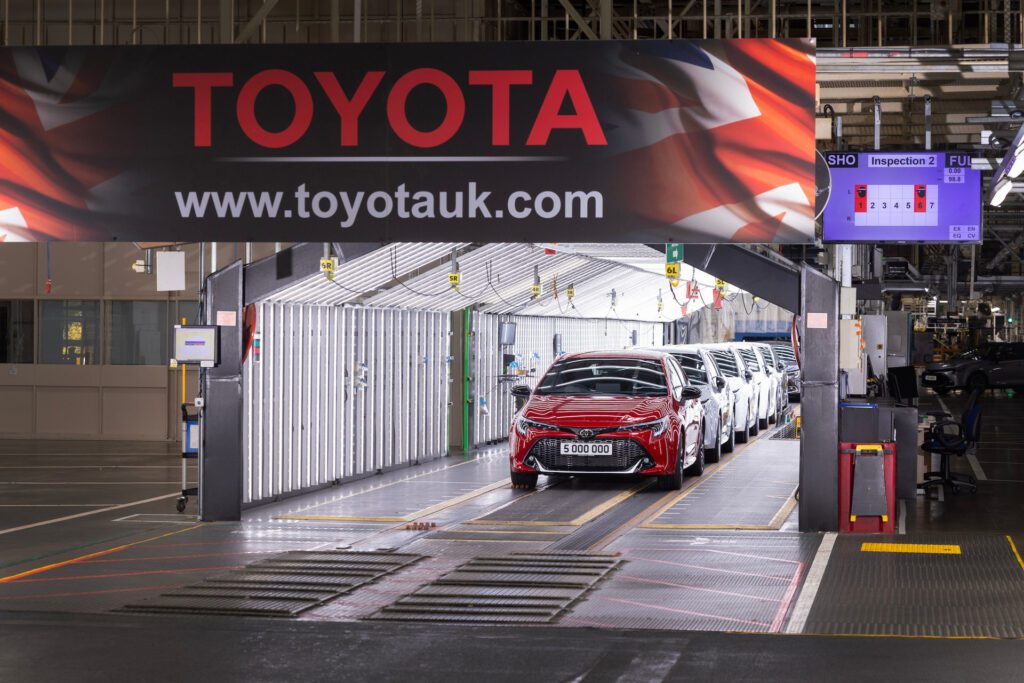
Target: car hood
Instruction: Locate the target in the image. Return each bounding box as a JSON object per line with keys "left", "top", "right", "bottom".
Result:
{"left": 524, "top": 394, "right": 669, "bottom": 427}
{"left": 925, "top": 361, "right": 966, "bottom": 372}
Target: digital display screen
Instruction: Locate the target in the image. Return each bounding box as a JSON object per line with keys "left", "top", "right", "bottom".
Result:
{"left": 173, "top": 326, "right": 218, "bottom": 365}
{"left": 822, "top": 152, "right": 981, "bottom": 243}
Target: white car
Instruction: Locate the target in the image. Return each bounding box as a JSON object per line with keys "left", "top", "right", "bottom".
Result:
{"left": 704, "top": 345, "right": 758, "bottom": 443}
{"left": 654, "top": 344, "right": 735, "bottom": 462}
{"left": 730, "top": 342, "right": 774, "bottom": 431}
{"left": 754, "top": 342, "right": 789, "bottom": 418}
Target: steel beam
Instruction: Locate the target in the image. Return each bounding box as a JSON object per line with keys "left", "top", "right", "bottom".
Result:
{"left": 668, "top": 244, "right": 801, "bottom": 313}
{"left": 219, "top": 0, "right": 232, "bottom": 42}
{"left": 235, "top": 0, "right": 279, "bottom": 44}
{"left": 557, "top": 0, "right": 598, "bottom": 39}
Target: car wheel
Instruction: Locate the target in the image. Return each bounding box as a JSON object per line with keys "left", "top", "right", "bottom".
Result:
{"left": 510, "top": 471, "right": 538, "bottom": 489}
{"left": 723, "top": 417, "right": 736, "bottom": 454}
{"left": 967, "top": 373, "right": 988, "bottom": 392}
{"left": 705, "top": 416, "right": 722, "bottom": 463}
{"left": 759, "top": 416, "right": 769, "bottom": 430}
{"left": 750, "top": 418, "right": 759, "bottom": 436}
{"left": 658, "top": 444, "right": 684, "bottom": 491}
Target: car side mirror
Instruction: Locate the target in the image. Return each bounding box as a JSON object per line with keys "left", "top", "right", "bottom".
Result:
{"left": 744, "top": 370, "right": 753, "bottom": 382}
{"left": 680, "top": 386, "right": 702, "bottom": 401}
{"left": 777, "top": 362, "right": 786, "bottom": 372}
{"left": 510, "top": 385, "right": 532, "bottom": 398}
{"left": 714, "top": 376, "right": 727, "bottom": 391}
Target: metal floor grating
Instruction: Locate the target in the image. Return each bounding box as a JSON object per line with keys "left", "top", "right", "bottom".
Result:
{"left": 803, "top": 534, "right": 1024, "bottom": 637}
{"left": 368, "top": 552, "right": 621, "bottom": 624}
{"left": 770, "top": 422, "right": 799, "bottom": 440}
{"left": 119, "top": 550, "right": 423, "bottom": 618}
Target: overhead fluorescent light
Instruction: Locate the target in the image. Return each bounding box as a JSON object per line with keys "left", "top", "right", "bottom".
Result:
{"left": 991, "top": 177, "right": 1014, "bottom": 206}
{"left": 1009, "top": 153, "right": 1024, "bottom": 179}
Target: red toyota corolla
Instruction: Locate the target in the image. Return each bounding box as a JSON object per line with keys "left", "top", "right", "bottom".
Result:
{"left": 509, "top": 350, "right": 705, "bottom": 490}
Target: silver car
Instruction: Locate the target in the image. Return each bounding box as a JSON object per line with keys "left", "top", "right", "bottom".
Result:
{"left": 654, "top": 344, "right": 735, "bottom": 462}
{"left": 705, "top": 345, "right": 758, "bottom": 443}
{"left": 754, "top": 342, "right": 789, "bottom": 419}
{"left": 922, "top": 343, "right": 1024, "bottom": 394}
{"left": 730, "top": 342, "right": 774, "bottom": 431}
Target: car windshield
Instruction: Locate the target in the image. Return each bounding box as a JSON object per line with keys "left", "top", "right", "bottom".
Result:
{"left": 709, "top": 350, "right": 739, "bottom": 378}
{"left": 739, "top": 348, "right": 761, "bottom": 372}
{"left": 535, "top": 358, "right": 668, "bottom": 396}
{"left": 772, "top": 344, "right": 795, "bottom": 363}
{"left": 949, "top": 349, "right": 983, "bottom": 361}
{"left": 672, "top": 353, "right": 710, "bottom": 385}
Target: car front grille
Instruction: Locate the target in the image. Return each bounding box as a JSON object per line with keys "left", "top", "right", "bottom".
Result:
{"left": 528, "top": 438, "right": 649, "bottom": 471}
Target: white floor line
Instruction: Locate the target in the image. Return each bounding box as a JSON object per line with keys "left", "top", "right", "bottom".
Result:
{"left": 0, "top": 504, "right": 114, "bottom": 507}
{"left": 898, "top": 500, "right": 907, "bottom": 535}
{"left": 966, "top": 451, "right": 988, "bottom": 481}
{"left": 0, "top": 481, "right": 191, "bottom": 485}
{"left": 0, "top": 493, "right": 181, "bottom": 536}
{"left": 0, "top": 466, "right": 196, "bottom": 469}
{"left": 783, "top": 531, "right": 836, "bottom": 634}
{"left": 615, "top": 651, "right": 681, "bottom": 683}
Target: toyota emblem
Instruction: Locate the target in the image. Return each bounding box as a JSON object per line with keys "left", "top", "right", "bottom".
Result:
{"left": 578, "top": 429, "right": 595, "bottom": 440}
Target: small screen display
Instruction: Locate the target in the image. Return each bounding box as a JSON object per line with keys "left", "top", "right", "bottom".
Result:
{"left": 174, "top": 326, "right": 218, "bottom": 364}
{"left": 822, "top": 152, "right": 981, "bottom": 243}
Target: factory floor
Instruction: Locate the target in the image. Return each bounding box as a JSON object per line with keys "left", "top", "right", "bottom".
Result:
{"left": 4, "top": 396, "right": 1024, "bottom": 679}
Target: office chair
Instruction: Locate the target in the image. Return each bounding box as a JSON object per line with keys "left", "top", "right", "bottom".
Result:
{"left": 920, "top": 394, "right": 982, "bottom": 495}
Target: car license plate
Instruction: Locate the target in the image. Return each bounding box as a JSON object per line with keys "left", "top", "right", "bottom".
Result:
{"left": 923, "top": 374, "right": 937, "bottom": 381}
{"left": 560, "top": 441, "right": 613, "bottom": 456}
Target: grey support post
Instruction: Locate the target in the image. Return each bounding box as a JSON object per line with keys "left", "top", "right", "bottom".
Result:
{"left": 798, "top": 264, "right": 841, "bottom": 531}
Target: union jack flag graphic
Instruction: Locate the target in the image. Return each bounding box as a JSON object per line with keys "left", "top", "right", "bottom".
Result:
{"left": 0, "top": 48, "right": 144, "bottom": 242}
{"left": 599, "top": 39, "right": 816, "bottom": 243}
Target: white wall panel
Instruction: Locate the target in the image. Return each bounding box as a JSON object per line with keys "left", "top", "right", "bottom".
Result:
{"left": 243, "top": 303, "right": 450, "bottom": 505}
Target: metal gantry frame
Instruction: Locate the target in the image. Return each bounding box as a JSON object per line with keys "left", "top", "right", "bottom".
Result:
{"left": 5, "top": 0, "right": 1024, "bottom": 46}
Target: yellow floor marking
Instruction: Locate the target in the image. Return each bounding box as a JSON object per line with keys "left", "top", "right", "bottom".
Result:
{"left": 860, "top": 543, "right": 961, "bottom": 555}
{"left": 465, "top": 481, "right": 647, "bottom": 528}
{"left": 443, "top": 528, "right": 567, "bottom": 535}
{"left": 639, "top": 449, "right": 747, "bottom": 528}
{"left": 0, "top": 523, "right": 204, "bottom": 584}
{"left": 276, "top": 515, "right": 406, "bottom": 523}
{"left": 1007, "top": 536, "right": 1024, "bottom": 573}
{"left": 643, "top": 487, "right": 799, "bottom": 531}
{"left": 286, "top": 457, "right": 479, "bottom": 515}
{"left": 276, "top": 478, "right": 510, "bottom": 524}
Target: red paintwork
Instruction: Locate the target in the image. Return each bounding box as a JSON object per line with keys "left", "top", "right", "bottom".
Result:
{"left": 509, "top": 351, "right": 703, "bottom": 477}
{"left": 838, "top": 442, "right": 896, "bottom": 533}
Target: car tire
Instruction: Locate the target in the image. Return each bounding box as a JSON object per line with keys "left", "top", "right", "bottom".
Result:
{"left": 967, "top": 373, "right": 988, "bottom": 392}
{"left": 759, "top": 416, "right": 769, "bottom": 430}
{"left": 658, "top": 445, "right": 684, "bottom": 491}
{"left": 722, "top": 417, "right": 736, "bottom": 454}
{"left": 735, "top": 424, "right": 748, "bottom": 444}
{"left": 700, "top": 419, "right": 719, "bottom": 466}
{"left": 510, "top": 471, "right": 538, "bottom": 489}
{"left": 750, "top": 418, "right": 759, "bottom": 436}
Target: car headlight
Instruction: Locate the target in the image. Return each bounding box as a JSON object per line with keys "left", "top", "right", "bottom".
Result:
{"left": 515, "top": 416, "right": 558, "bottom": 436}
{"left": 616, "top": 416, "right": 669, "bottom": 438}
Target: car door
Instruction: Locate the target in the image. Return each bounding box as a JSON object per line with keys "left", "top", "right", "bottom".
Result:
{"left": 703, "top": 349, "right": 731, "bottom": 435}
{"left": 666, "top": 358, "right": 699, "bottom": 457}
{"left": 992, "top": 344, "right": 1024, "bottom": 386}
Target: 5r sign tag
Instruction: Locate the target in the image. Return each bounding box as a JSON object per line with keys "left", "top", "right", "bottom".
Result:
{"left": 320, "top": 257, "right": 337, "bottom": 280}
{"left": 448, "top": 272, "right": 461, "bottom": 289}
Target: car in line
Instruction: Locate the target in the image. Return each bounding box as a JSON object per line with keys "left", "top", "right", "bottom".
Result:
{"left": 921, "top": 343, "right": 1024, "bottom": 394}
{"left": 770, "top": 341, "right": 801, "bottom": 402}
{"left": 651, "top": 344, "right": 735, "bottom": 463}
{"left": 731, "top": 342, "right": 775, "bottom": 430}
{"left": 704, "top": 345, "right": 759, "bottom": 443}
{"left": 509, "top": 350, "right": 705, "bottom": 490}
{"left": 753, "top": 342, "right": 789, "bottom": 418}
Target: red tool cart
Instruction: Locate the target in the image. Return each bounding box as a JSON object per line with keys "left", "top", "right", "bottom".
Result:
{"left": 839, "top": 442, "right": 896, "bottom": 533}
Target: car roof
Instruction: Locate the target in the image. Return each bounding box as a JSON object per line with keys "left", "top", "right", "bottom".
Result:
{"left": 559, "top": 349, "right": 669, "bottom": 362}
{"left": 649, "top": 344, "right": 706, "bottom": 355}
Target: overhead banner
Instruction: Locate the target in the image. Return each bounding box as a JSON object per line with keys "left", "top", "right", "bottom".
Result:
{"left": 0, "top": 39, "right": 815, "bottom": 243}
